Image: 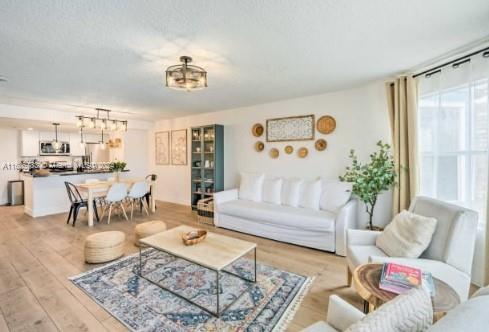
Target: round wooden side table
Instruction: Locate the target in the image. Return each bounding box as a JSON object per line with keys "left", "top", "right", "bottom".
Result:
{"left": 353, "top": 263, "right": 460, "bottom": 320}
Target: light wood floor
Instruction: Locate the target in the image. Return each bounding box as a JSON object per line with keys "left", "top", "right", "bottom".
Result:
{"left": 0, "top": 201, "right": 364, "bottom": 332}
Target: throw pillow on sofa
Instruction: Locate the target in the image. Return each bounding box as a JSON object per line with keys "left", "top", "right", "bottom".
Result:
{"left": 299, "top": 179, "right": 322, "bottom": 210}
{"left": 376, "top": 210, "right": 437, "bottom": 258}
{"left": 282, "top": 178, "right": 303, "bottom": 207}
{"left": 319, "top": 179, "right": 352, "bottom": 212}
{"left": 262, "top": 178, "right": 283, "bottom": 205}
{"left": 239, "top": 172, "right": 265, "bottom": 202}
{"left": 345, "top": 287, "right": 433, "bottom": 332}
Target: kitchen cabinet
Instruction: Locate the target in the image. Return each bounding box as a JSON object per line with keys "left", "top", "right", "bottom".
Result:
{"left": 39, "top": 131, "right": 70, "bottom": 142}
{"left": 20, "top": 130, "right": 40, "bottom": 156}
{"left": 69, "top": 133, "right": 86, "bottom": 156}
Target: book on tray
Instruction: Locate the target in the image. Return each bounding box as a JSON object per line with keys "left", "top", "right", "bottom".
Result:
{"left": 379, "top": 262, "right": 435, "bottom": 297}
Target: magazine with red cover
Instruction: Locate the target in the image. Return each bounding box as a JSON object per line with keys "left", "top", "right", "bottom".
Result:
{"left": 383, "top": 263, "right": 422, "bottom": 287}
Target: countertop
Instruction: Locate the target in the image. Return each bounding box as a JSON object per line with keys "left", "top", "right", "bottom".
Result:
{"left": 21, "top": 170, "right": 130, "bottom": 178}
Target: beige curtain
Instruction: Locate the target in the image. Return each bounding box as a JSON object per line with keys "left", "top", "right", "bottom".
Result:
{"left": 386, "top": 76, "right": 419, "bottom": 215}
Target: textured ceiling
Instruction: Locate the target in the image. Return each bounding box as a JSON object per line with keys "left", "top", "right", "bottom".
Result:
{"left": 0, "top": 0, "right": 489, "bottom": 120}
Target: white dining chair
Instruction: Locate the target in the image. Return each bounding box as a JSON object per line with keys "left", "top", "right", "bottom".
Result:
{"left": 127, "top": 181, "right": 150, "bottom": 219}
{"left": 100, "top": 183, "right": 128, "bottom": 224}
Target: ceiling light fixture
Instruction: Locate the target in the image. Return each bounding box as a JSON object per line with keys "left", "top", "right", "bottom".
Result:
{"left": 99, "top": 129, "right": 106, "bottom": 150}
{"left": 166, "top": 56, "right": 207, "bottom": 91}
{"left": 80, "top": 126, "right": 86, "bottom": 149}
{"left": 75, "top": 108, "right": 127, "bottom": 132}
{"left": 52, "top": 123, "right": 61, "bottom": 150}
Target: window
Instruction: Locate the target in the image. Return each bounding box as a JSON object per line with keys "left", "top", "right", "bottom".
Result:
{"left": 418, "top": 57, "right": 489, "bottom": 226}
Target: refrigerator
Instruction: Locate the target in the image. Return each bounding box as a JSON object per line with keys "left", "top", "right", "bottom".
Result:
{"left": 85, "top": 143, "right": 110, "bottom": 163}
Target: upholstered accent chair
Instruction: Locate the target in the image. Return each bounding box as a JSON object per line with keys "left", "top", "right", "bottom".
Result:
{"left": 346, "top": 196, "right": 478, "bottom": 301}
{"left": 301, "top": 286, "right": 489, "bottom": 332}
{"left": 301, "top": 295, "right": 366, "bottom": 332}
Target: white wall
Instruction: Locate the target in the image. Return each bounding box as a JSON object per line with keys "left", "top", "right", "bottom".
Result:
{"left": 120, "top": 130, "right": 150, "bottom": 178}
{"left": 150, "top": 81, "right": 393, "bottom": 228}
{"left": 0, "top": 128, "right": 20, "bottom": 204}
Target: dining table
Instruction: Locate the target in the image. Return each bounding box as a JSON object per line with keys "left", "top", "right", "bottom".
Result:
{"left": 76, "top": 178, "right": 156, "bottom": 227}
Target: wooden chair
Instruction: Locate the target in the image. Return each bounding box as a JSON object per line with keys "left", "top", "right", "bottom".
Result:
{"left": 65, "top": 181, "right": 99, "bottom": 227}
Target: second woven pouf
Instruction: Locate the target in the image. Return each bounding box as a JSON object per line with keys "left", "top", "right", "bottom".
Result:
{"left": 84, "top": 231, "right": 125, "bottom": 264}
{"left": 134, "top": 220, "right": 167, "bottom": 246}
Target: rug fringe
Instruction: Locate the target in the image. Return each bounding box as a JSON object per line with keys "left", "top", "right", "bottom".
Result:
{"left": 272, "top": 276, "right": 315, "bottom": 332}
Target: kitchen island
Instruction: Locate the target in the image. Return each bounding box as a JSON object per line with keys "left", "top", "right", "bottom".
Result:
{"left": 21, "top": 171, "right": 128, "bottom": 218}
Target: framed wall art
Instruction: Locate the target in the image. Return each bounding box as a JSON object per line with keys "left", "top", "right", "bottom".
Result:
{"left": 266, "top": 114, "right": 315, "bottom": 142}
{"left": 171, "top": 129, "right": 188, "bottom": 165}
{"left": 155, "top": 131, "right": 170, "bottom": 165}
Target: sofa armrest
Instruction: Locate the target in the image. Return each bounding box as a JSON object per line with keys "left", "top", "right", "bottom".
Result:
{"left": 214, "top": 188, "right": 238, "bottom": 205}
{"left": 326, "top": 295, "right": 365, "bottom": 331}
{"left": 346, "top": 229, "right": 382, "bottom": 246}
{"left": 335, "top": 199, "right": 358, "bottom": 256}
{"left": 213, "top": 189, "right": 238, "bottom": 227}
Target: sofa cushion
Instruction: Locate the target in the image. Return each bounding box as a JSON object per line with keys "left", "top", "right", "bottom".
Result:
{"left": 345, "top": 287, "right": 433, "bottom": 332}
{"left": 239, "top": 172, "right": 265, "bottom": 202}
{"left": 376, "top": 210, "right": 437, "bottom": 258}
{"left": 282, "top": 178, "right": 303, "bottom": 207}
{"left": 217, "top": 199, "right": 336, "bottom": 232}
{"left": 262, "top": 178, "right": 283, "bottom": 205}
{"left": 320, "top": 180, "right": 352, "bottom": 212}
{"left": 300, "top": 179, "right": 322, "bottom": 210}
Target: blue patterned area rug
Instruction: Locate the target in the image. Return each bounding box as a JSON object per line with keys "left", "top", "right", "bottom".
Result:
{"left": 70, "top": 248, "right": 312, "bottom": 332}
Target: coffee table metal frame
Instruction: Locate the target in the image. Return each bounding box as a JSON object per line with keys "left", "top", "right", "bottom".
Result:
{"left": 138, "top": 245, "right": 257, "bottom": 317}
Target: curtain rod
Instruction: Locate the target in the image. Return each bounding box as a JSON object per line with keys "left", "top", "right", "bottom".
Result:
{"left": 413, "top": 46, "right": 489, "bottom": 78}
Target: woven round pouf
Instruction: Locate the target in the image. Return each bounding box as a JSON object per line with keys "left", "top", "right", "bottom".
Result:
{"left": 84, "top": 231, "right": 125, "bottom": 264}
{"left": 134, "top": 220, "right": 167, "bottom": 246}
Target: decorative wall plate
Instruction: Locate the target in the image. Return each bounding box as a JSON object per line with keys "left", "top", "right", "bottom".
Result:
{"left": 269, "top": 148, "right": 279, "bottom": 159}
{"left": 297, "top": 147, "right": 308, "bottom": 158}
{"left": 315, "top": 139, "right": 327, "bottom": 151}
{"left": 284, "top": 145, "right": 293, "bottom": 154}
{"left": 254, "top": 141, "right": 265, "bottom": 152}
{"left": 252, "top": 123, "right": 264, "bottom": 137}
{"left": 317, "top": 115, "right": 336, "bottom": 134}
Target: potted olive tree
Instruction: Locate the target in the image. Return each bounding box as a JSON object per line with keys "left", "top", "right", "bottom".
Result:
{"left": 109, "top": 161, "right": 127, "bottom": 182}
{"left": 339, "top": 141, "right": 396, "bottom": 230}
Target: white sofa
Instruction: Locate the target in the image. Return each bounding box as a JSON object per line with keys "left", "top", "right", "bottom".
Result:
{"left": 346, "top": 196, "right": 478, "bottom": 301}
{"left": 214, "top": 176, "right": 357, "bottom": 256}
{"left": 302, "top": 286, "right": 489, "bottom": 332}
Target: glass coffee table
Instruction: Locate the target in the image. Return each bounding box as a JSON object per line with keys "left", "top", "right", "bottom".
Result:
{"left": 139, "top": 225, "right": 257, "bottom": 317}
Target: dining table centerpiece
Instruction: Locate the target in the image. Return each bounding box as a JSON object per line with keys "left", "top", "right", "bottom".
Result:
{"left": 109, "top": 160, "right": 127, "bottom": 182}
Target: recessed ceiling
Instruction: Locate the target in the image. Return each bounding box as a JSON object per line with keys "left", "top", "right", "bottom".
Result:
{"left": 1, "top": 0, "right": 488, "bottom": 120}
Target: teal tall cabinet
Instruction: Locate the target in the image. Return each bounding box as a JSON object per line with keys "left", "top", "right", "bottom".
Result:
{"left": 190, "top": 124, "right": 224, "bottom": 209}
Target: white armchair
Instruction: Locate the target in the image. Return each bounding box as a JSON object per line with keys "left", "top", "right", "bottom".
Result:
{"left": 301, "top": 295, "right": 365, "bottom": 332}
{"left": 303, "top": 286, "right": 489, "bottom": 332}
{"left": 346, "top": 196, "right": 478, "bottom": 301}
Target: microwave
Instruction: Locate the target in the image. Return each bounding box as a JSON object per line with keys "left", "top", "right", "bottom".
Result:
{"left": 39, "top": 141, "right": 71, "bottom": 156}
